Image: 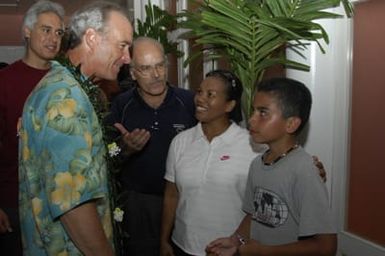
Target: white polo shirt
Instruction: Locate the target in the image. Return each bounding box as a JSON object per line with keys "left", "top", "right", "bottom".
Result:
{"left": 165, "top": 122, "right": 261, "bottom": 255}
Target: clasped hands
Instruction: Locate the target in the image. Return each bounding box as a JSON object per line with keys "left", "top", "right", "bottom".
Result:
{"left": 206, "top": 236, "right": 238, "bottom": 256}
{"left": 206, "top": 235, "right": 260, "bottom": 256}
{"left": 114, "top": 123, "right": 151, "bottom": 155}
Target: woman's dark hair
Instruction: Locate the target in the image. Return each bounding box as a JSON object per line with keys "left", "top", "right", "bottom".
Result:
{"left": 205, "top": 69, "right": 243, "bottom": 123}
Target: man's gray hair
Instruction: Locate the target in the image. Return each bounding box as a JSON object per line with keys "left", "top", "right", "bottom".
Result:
{"left": 22, "top": 0, "right": 64, "bottom": 30}
{"left": 67, "top": 1, "right": 130, "bottom": 49}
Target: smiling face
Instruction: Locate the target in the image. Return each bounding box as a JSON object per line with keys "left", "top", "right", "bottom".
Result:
{"left": 24, "top": 12, "right": 64, "bottom": 65}
{"left": 248, "top": 91, "right": 291, "bottom": 146}
{"left": 194, "top": 76, "right": 235, "bottom": 124}
{"left": 90, "top": 11, "right": 133, "bottom": 80}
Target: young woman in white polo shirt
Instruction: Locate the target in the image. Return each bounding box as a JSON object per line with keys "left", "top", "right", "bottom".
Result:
{"left": 160, "top": 70, "right": 263, "bottom": 256}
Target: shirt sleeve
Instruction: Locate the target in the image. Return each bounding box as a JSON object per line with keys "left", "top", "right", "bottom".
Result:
{"left": 293, "top": 162, "right": 337, "bottom": 236}
{"left": 164, "top": 135, "right": 180, "bottom": 183}
{"left": 242, "top": 158, "right": 258, "bottom": 215}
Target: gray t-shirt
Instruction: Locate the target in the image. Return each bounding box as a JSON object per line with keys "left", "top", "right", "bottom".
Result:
{"left": 243, "top": 146, "right": 336, "bottom": 245}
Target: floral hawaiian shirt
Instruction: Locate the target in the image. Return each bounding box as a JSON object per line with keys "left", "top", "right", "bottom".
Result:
{"left": 18, "top": 61, "right": 113, "bottom": 255}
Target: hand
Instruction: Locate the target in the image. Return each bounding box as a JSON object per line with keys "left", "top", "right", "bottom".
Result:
{"left": 206, "top": 237, "right": 238, "bottom": 256}
{"left": 0, "top": 208, "right": 12, "bottom": 233}
{"left": 114, "top": 123, "right": 151, "bottom": 155}
{"left": 160, "top": 241, "right": 174, "bottom": 256}
{"left": 313, "top": 156, "right": 326, "bottom": 182}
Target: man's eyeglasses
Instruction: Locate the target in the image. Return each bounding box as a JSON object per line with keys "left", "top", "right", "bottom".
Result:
{"left": 131, "top": 61, "right": 167, "bottom": 77}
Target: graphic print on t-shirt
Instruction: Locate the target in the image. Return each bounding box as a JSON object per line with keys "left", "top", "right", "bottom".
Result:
{"left": 253, "top": 187, "right": 288, "bottom": 228}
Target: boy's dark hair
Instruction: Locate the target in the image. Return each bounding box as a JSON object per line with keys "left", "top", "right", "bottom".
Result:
{"left": 257, "top": 77, "right": 312, "bottom": 134}
{"left": 205, "top": 69, "right": 243, "bottom": 123}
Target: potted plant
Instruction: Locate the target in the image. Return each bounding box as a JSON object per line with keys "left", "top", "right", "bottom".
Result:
{"left": 179, "top": 0, "right": 352, "bottom": 118}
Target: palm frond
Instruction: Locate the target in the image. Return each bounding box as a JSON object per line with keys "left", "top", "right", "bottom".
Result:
{"left": 135, "top": 0, "right": 182, "bottom": 56}
{"left": 178, "top": 0, "right": 353, "bottom": 118}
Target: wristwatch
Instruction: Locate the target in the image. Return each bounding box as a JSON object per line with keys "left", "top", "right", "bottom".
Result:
{"left": 234, "top": 233, "right": 246, "bottom": 256}
{"left": 235, "top": 233, "right": 246, "bottom": 246}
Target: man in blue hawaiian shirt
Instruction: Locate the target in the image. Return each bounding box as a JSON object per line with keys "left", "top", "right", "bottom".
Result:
{"left": 18, "top": 2, "right": 133, "bottom": 255}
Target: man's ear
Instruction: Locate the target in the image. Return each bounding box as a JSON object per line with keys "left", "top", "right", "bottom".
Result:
{"left": 23, "top": 26, "right": 31, "bottom": 40}
{"left": 84, "top": 28, "right": 99, "bottom": 52}
{"left": 286, "top": 116, "right": 301, "bottom": 134}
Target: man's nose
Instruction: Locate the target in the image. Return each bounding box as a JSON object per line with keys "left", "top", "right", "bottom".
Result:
{"left": 122, "top": 48, "right": 131, "bottom": 64}
{"left": 152, "top": 66, "right": 160, "bottom": 77}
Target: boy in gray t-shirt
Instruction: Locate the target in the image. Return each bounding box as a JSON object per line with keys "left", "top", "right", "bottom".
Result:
{"left": 206, "top": 78, "right": 336, "bottom": 256}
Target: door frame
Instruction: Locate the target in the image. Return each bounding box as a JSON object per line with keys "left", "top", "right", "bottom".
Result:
{"left": 335, "top": 1, "right": 385, "bottom": 254}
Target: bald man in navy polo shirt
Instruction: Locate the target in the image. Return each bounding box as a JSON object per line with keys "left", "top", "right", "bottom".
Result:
{"left": 108, "top": 37, "right": 197, "bottom": 256}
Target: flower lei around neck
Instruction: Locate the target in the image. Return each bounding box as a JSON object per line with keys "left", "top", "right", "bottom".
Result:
{"left": 57, "top": 56, "right": 125, "bottom": 252}
{"left": 57, "top": 57, "right": 123, "bottom": 157}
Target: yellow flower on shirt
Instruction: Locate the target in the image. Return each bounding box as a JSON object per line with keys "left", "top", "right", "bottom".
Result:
{"left": 57, "top": 251, "right": 69, "bottom": 256}
{"left": 47, "top": 98, "right": 77, "bottom": 121}
{"left": 32, "top": 197, "right": 42, "bottom": 216}
{"left": 31, "top": 197, "right": 43, "bottom": 226}
{"left": 84, "top": 131, "right": 93, "bottom": 149}
{"left": 51, "top": 172, "right": 86, "bottom": 211}
{"left": 20, "top": 130, "right": 30, "bottom": 161}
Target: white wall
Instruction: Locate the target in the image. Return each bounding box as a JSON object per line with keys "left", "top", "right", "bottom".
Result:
{"left": 286, "top": 4, "right": 352, "bottom": 228}
{"left": 0, "top": 46, "right": 24, "bottom": 64}
{"left": 287, "top": 5, "right": 352, "bottom": 199}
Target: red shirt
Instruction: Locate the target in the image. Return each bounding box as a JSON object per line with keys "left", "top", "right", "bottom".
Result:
{"left": 0, "top": 60, "right": 48, "bottom": 208}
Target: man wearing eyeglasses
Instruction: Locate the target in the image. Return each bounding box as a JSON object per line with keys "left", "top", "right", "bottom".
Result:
{"left": 108, "top": 36, "right": 197, "bottom": 256}
{"left": 0, "top": 1, "right": 65, "bottom": 255}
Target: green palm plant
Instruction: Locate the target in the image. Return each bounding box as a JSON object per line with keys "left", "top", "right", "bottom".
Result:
{"left": 135, "top": 0, "right": 182, "bottom": 57}
{"left": 179, "top": 0, "right": 353, "bottom": 118}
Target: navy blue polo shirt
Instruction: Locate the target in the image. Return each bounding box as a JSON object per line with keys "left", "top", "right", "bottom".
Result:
{"left": 109, "top": 85, "right": 197, "bottom": 194}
